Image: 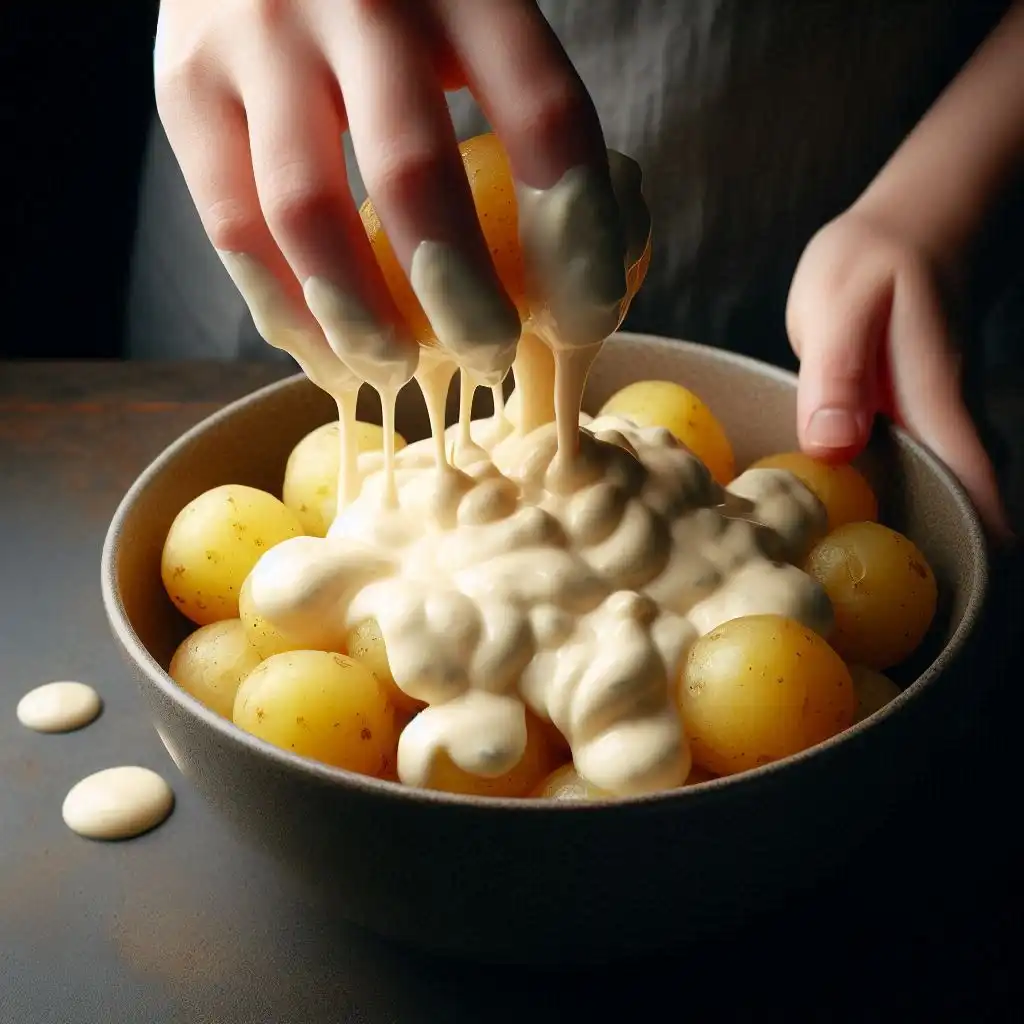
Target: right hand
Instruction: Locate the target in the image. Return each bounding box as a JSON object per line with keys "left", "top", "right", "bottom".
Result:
{"left": 155, "top": 0, "right": 611, "bottom": 385}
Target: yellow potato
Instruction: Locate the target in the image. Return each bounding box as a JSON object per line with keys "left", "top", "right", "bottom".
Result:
{"left": 849, "top": 664, "right": 902, "bottom": 723}
{"left": 598, "top": 380, "right": 735, "bottom": 484}
{"left": 233, "top": 651, "right": 397, "bottom": 776}
{"left": 683, "top": 764, "right": 719, "bottom": 786}
{"left": 343, "top": 619, "right": 424, "bottom": 716}
{"left": 161, "top": 484, "right": 303, "bottom": 625}
{"left": 168, "top": 619, "right": 261, "bottom": 719}
{"left": 804, "top": 522, "right": 938, "bottom": 670}
{"left": 361, "top": 131, "right": 649, "bottom": 346}
{"left": 679, "top": 614, "right": 856, "bottom": 776}
{"left": 426, "top": 714, "right": 556, "bottom": 798}
{"left": 748, "top": 451, "right": 878, "bottom": 532}
{"left": 282, "top": 420, "right": 408, "bottom": 537}
{"left": 531, "top": 763, "right": 609, "bottom": 801}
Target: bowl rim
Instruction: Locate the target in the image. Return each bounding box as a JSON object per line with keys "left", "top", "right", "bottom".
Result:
{"left": 101, "top": 332, "right": 989, "bottom": 814}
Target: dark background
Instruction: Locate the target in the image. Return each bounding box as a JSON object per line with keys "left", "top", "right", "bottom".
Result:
{"left": 0, "top": 3, "right": 160, "bottom": 359}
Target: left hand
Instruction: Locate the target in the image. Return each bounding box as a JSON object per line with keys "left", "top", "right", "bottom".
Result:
{"left": 786, "top": 206, "right": 1012, "bottom": 542}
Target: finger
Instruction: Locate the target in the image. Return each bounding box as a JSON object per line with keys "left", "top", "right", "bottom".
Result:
{"left": 434, "top": 0, "right": 632, "bottom": 341}
{"left": 319, "top": 1, "right": 520, "bottom": 382}
{"left": 888, "top": 269, "right": 1013, "bottom": 542}
{"left": 236, "top": 32, "right": 418, "bottom": 390}
{"left": 432, "top": 0, "right": 604, "bottom": 186}
{"left": 155, "top": 59, "right": 358, "bottom": 397}
{"left": 788, "top": 262, "right": 889, "bottom": 461}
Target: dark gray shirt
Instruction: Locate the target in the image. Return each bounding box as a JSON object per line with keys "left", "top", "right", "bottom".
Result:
{"left": 127, "top": 0, "right": 1013, "bottom": 369}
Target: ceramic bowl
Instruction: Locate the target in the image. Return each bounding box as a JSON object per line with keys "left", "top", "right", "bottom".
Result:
{"left": 101, "top": 334, "right": 987, "bottom": 963}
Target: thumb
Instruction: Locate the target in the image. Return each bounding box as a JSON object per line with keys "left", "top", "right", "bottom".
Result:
{"left": 788, "top": 269, "right": 890, "bottom": 462}
{"left": 887, "top": 267, "right": 1013, "bottom": 543}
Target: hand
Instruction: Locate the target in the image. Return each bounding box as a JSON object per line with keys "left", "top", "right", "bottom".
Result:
{"left": 154, "top": 0, "right": 611, "bottom": 384}
{"left": 786, "top": 207, "right": 1012, "bottom": 541}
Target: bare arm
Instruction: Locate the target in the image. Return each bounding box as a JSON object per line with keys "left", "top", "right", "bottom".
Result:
{"left": 855, "top": 1, "right": 1024, "bottom": 272}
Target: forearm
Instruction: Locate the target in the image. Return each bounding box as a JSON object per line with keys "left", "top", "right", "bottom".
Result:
{"left": 855, "top": 1, "right": 1024, "bottom": 269}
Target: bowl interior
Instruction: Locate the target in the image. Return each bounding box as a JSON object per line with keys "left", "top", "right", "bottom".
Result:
{"left": 109, "top": 334, "right": 986, "bottom": 749}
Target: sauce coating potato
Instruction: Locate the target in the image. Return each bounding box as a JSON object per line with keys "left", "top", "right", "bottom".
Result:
{"left": 680, "top": 614, "right": 856, "bottom": 776}
{"left": 238, "top": 573, "right": 316, "bottom": 660}
{"left": 849, "top": 664, "right": 902, "bottom": 723}
{"left": 804, "top": 522, "right": 938, "bottom": 670}
{"left": 169, "top": 619, "right": 261, "bottom": 719}
{"left": 283, "top": 419, "right": 408, "bottom": 537}
{"left": 748, "top": 451, "right": 878, "bottom": 532}
{"left": 233, "top": 651, "right": 397, "bottom": 776}
{"left": 598, "top": 380, "right": 735, "bottom": 485}
{"left": 424, "top": 713, "right": 556, "bottom": 799}
{"left": 344, "top": 618, "right": 425, "bottom": 716}
{"left": 161, "top": 484, "right": 303, "bottom": 625}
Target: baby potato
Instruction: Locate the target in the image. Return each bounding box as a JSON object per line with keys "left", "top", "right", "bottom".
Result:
{"left": 532, "top": 763, "right": 609, "bottom": 801}
{"left": 161, "top": 484, "right": 303, "bottom": 625}
{"left": 238, "top": 573, "right": 316, "bottom": 659}
{"left": 683, "top": 764, "right": 719, "bottom": 786}
{"left": 748, "top": 451, "right": 878, "bottom": 532}
{"left": 849, "top": 664, "right": 902, "bottom": 723}
{"left": 233, "top": 651, "right": 397, "bottom": 776}
{"left": 283, "top": 419, "right": 408, "bottom": 537}
{"left": 804, "top": 522, "right": 938, "bottom": 670}
{"left": 344, "top": 618, "right": 424, "bottom": 716}
{"left": 168, "top": 618, "right": 261, "bottom": 719}
{"left": 361, "top": 133, "right": 649, "bottom": 347}
{"left": 598, "top": 380, "right": 735, "bottom": 484}
{"left": 362, "top": 133, "right": 528, "bottom": 342}
{"left": 427, "top": 713, "right": 556, "bottom": 799}
{"left": 679, "top": 614, "right": 856, "bottom": 776}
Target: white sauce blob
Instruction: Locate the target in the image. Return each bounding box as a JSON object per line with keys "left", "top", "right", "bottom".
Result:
{"left": 244, "top": 152, "right": 833, "bottom": 796}
{"left": 62, "top": 766, "right": 174, "bottom": 840}
{"left": 17, "top": 681, "right": 102, "bottom": 733}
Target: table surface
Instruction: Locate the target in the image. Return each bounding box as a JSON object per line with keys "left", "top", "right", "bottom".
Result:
{"left": 1, "top": 361, "right": 1021, "bottom": 1024}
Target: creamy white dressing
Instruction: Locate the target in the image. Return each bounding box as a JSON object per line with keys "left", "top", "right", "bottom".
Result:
{"left": 62, "top": 766, "right": 174, "bottom": 840}
{"left": 17, "top": 681, "right": 102, "bottom": 733}
{"left": 244, "top": 151, "right": 832, "bottom": 796}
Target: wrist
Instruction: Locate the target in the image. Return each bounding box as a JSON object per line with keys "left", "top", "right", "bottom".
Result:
{"left": 848, "top": 182, "right": 971, "bottom": 286}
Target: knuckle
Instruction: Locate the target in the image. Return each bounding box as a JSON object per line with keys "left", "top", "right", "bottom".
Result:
{"left": 203, "top": 198, "right": 265, "bottom": 252}
{"left": 506, "top": 78, "right": 583, "bottom": 144}
{"left": 248, "top": 0, "right": 294, "bottom": 33}
{"left": 153, "top": 56, "right": 203, "bottom": 122}
{"left": 367, "top": 145, "right": 453, "bottom": 211}
{"left": 261, "top": 177, "right": 339, "bottom": 239}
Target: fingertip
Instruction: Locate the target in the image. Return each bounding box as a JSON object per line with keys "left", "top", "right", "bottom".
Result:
{"left": 799, "top": 407, "right": 872, "bottom": 462}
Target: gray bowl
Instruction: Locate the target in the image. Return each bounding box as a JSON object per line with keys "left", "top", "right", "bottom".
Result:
{"left": 101, "top": 334, "right": 987, "bottom": 964}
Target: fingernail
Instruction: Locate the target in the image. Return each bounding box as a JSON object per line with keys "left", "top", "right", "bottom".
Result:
{"left": 409, "top": 241, "right": 521, "bottom": 383}
{"left": 806, "top": 407, "right": 863, "bottom": 449}
{"left": 303, "top": 277, "right": 418, "bottom": 391}
{"left": 217, "top": 252, "right": 358, "bottom": 394}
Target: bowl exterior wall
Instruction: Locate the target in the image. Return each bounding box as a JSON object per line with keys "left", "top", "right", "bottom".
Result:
{"left": 103, "top": 334, "right": 987, "bottom": 963}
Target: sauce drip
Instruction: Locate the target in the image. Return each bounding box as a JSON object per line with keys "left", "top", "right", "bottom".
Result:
{"left": 249, "top": 158, "right": 832, "bottom": 796}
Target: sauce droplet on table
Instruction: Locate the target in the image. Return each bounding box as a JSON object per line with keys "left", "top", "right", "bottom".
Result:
{"left": 17, "top": 680, "right": 102, "bottom": 733}
{"left": 62, "top": 766, "right": 175, "bottom": 840}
